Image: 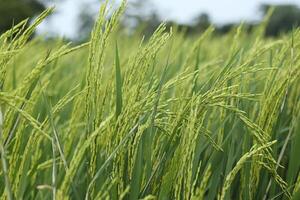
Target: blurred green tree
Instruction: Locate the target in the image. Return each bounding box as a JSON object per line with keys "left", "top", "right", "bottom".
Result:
{"left": 194, "top": 13, "right": 211, "bottom": 31}
{"left": 261, "top": 4, "right": 300, "bottom": 36}
{"left": 123, "top": 0, "right": 157, "bottom": 29}
{"left": 76, "top": 0, "right": 159, "bottom": 40}
{"left": 77, "top": 4, "right": 97, "bottom": 41}
{"left": 0, "top": 0, "right": 45, "bottom": 33}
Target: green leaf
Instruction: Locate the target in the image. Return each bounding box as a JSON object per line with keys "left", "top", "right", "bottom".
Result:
{"left": 129, "top": 138, "right": 144, "bottom": 200}
{"left": 115, "top": 42, "right": 123, "bottom": 119}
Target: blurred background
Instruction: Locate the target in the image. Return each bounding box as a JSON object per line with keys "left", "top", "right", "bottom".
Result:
{"left": 1, "top": 0, "right": 300, "bottom": 41}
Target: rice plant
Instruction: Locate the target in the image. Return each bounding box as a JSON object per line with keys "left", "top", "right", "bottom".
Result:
{"left": 0, "top": 1, "right": 299, "bottom": 199}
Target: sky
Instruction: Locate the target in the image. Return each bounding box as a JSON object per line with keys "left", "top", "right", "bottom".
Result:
{"left": 37, "top": 0, "right": 300, "bottom": 38}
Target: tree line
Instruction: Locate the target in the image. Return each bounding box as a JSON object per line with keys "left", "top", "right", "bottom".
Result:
{"left": 1, "top": 0, "right": 300, "bottom": 40}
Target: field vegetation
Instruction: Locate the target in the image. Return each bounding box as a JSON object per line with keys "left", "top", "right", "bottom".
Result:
{"left": 0, "top": 1, "right": 299, "bottom": 199}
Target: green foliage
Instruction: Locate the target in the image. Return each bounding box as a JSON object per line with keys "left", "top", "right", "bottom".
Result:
{"left": 0, "top": 0, "right": 45, "bottom": 33}
{"left": 0, "top": 1, "right": 299, "bottom": 200}
{"left": 261, "top": 4, "right": 300, "bottom": 36}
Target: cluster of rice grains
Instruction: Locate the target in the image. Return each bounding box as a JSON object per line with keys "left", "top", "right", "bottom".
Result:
{"left": 0, "top": 1, "right": 299, "bottom": 200}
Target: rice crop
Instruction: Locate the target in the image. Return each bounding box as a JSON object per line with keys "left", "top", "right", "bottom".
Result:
{"left": 0, "top": 1, "right": 299, "bottom": 199}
